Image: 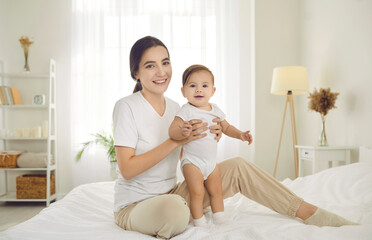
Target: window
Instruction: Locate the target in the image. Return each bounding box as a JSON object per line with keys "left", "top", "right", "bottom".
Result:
{"left": 71, "top": 0, "right": 249, "bottom": 183}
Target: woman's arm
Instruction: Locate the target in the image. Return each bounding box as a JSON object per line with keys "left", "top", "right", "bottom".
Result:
{"left": 116, "top": 120, "right": 208, "bottom": 180}
{"left": 115, "top": 139, "right": 180, "bottom": 180}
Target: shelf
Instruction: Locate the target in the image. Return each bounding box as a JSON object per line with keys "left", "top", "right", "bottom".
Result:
{"left": 1, "top": 137, "right": 56, "bottom": 142}
{"left": 0, "top": 137, "right": 54, "bottom": 141}
{"left": 0, "top": 105, "right": 49, "bottom": 109}
{"left": 0, "top": 165, "right": 56, "bottom": 171}
{"left": 0, "top": 192, "right": 57, "bottom": 202}
{"left": 1, "top": 59, "right": 57, "bottom": 207}
{"left": 0, "top": 73, "right": 49, "bottom": 79}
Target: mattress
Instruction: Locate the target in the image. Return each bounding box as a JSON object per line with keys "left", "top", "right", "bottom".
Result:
{"left": 1, "top": 162, "right": 371, "bottom": 240}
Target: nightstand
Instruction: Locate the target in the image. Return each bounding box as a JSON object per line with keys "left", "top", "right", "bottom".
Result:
{"left": 295, "top": 145, "right": 355, "bottom": 177}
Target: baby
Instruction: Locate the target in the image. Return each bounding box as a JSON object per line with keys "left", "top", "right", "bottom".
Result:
{"left": 169, "top": 64, "right": 253, "bottom": 227}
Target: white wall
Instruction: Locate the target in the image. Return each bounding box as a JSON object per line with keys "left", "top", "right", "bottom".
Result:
{"left": 297, "top": 0, "right": 372, "bottom": 157}
{"left": 253, "top": 0, "right": 302, "bottom": 180}
{"left": 0, "top": 0, "right": 73, "bottom": 195}
{"left": 253, "top": 0, "right": 372, "bottom": 180}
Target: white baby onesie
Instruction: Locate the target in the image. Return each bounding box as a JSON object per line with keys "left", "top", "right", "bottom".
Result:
{"left": 176, "top": 103, "right": 225, "bottom": 179}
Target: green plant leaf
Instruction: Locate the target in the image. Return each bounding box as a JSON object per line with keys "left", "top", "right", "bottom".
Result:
{"left": 75, "top": 131, "right": 116, "bottom": 162}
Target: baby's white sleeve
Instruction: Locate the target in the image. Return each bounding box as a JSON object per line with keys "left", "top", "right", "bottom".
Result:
{"left": 213, "top": 104, "right": 226, "bottom": 121}
{"left": 112, "top": 101, "right": 138, "bottom": 148}
{"left": 175, "top": 104, "right": 190, "bottom": 121}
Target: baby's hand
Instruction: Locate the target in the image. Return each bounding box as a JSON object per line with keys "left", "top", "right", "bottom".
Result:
{"left": 240, "top": 131, "right": 253, "bottom": 145}
{"left": 182, "top": 121, "right": 192, "bottom": 137}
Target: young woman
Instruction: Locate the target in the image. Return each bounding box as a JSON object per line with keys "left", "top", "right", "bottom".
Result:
{"left": 113, "top": 36, "right": 357, "bottom": 239}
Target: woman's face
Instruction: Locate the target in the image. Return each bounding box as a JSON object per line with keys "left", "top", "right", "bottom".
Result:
{"left": 135, "top": 46, "right": 172, "bottom": 96}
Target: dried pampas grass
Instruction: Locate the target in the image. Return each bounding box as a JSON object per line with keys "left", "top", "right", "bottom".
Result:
{"left": 19, "top": 36, "right": 34, "bottom": 48}
{"left": 308, "top": 88, "right": 339, "bottom": 117}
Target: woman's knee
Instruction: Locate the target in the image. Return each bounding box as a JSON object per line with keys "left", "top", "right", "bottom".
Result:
{"left": 155, "top": 195, "right": 190, "bottom": 238}
{"left": 161, "top": 195, "right": 190, "bottom": 218}
{"left": 128, "top": 194, "right": 190, "bottom": 238}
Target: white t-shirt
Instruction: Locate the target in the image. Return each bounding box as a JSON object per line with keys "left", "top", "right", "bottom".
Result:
{"left": 176, "top": 103, "right": 226, "bottom": 162}
{"left": 112, "top": 91, "right": 181, "bottom": 212}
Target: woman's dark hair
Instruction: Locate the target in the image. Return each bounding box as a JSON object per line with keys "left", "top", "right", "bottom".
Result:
{"left": 130, "top": 36, "right": 170, "bottom": 93}
{"left": 182, "top": 64, "right": 214, "bottom": 86}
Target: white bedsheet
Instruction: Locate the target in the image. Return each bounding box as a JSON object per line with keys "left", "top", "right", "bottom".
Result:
{"left": 1, "top": 162, "right": 372, "bottom": 240}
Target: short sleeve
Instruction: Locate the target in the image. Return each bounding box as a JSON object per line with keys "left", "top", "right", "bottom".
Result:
{"left": 112, "top": 100, "right": 138, "bottom": 148}
{"left": 175, "top": 104, "right": 190, "bottom": 121}
{"left": 212, "top": 104, "right": 226, "bottom": 121}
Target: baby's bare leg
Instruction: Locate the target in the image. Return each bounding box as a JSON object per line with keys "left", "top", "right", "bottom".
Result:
{"left": 183, "top": 164, "right": 205, "bottom": 220}
{"left": 204, "top": 165, "right": 224, "bottom": 213}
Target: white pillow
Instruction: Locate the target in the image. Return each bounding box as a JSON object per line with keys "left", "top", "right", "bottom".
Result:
{"left": 16, "top": 152, "right": 53, "bottom": 168}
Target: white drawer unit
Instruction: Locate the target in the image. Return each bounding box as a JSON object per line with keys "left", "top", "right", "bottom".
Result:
{"left": 299, "top": 148, "right": 314, "bottom": 160}
{"left": 295, "top": 145, "right": 355, "bottom": 177}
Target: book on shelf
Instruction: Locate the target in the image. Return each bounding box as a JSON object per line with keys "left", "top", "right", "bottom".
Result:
{"left": 4, "top": 87, "right": 13, "bottom": 105}
{"left": 10, "top": 87, "right": 22, "bottom": 105}
{"left": 0, "top": 86, "right": 22, "bottom": 105}
{"left": 0, "top": 86, "right": 8, "bottom": 105}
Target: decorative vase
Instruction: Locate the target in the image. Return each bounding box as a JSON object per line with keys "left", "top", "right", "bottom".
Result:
{"left": 23, "top": 47, "right": 30, "bottom": 72}
{"left": 318, "top": 115, "right": 328, "bottom": 146}
{"left": 19, "top": 36, "right": 34, "bottom": 72}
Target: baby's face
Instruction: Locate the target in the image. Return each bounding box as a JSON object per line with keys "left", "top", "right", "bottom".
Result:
{"left": 182, "top": 70, "right": 216, "bottom": 108}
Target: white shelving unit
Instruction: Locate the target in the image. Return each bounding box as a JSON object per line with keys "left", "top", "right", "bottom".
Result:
{"left": 0, "top": 59, "right": 57, "bottom": 206}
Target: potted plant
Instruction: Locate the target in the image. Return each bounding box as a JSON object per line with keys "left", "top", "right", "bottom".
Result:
{"left": 75, "top": 132, "right": 118, "bottom": 179}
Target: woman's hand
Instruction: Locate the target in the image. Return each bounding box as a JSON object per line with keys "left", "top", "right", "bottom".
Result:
{"left": 210, "top": 117, "right": 222, "bottom": 142}
{"left": 176, "top": 119, "right": 208, "bottom": 145}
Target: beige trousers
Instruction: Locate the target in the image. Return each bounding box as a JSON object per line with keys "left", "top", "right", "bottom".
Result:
{"left": 114, "top": 157, "right": 303, "bottom": 239}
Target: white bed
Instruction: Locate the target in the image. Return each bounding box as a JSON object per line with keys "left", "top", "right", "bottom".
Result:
{"left": 1, "top": 148, "right": 372, "bottom": 240}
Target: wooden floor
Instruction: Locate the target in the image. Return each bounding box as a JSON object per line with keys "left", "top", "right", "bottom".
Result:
{"left": 0, "top": 202, "right": 46, "bottom": 232}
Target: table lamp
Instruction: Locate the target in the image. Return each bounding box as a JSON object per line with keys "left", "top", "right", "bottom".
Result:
{"left": 271, "top": 66, "right": 309, "bottom": 178}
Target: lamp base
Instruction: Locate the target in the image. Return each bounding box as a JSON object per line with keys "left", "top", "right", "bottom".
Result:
{"left": 273, "top": 92, "right": 299, "bottom": 178}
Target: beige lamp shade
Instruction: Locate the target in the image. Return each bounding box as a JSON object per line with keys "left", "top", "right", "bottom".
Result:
{"left": 271, "top": 66, "right": 309, "bottom": 95}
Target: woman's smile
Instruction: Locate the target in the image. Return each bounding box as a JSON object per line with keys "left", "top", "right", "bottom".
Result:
{"left": 153, "top": 79, "right": 167, "bottom": 85}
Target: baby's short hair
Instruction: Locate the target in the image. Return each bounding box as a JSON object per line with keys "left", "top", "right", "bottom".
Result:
{"left": 182, "top": 64, "right": 214, "bottom": 86}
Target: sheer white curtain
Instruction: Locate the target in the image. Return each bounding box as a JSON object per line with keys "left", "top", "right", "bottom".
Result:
{"left": 71, "top": 0, "right": 245, "bottom": 184}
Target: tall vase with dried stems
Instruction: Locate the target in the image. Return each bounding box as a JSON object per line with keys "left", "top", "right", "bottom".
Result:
{"left": 319, "top": 114, "right": 328, "bottom": 146}
{"left": 19, "top": 36, "right": 34, "bottom": 72}
{"left": 23, "top": 49, "right": 30, "bottom": 72}
{"left": 308, "top": 88, "right": 339, "bottom": 147}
